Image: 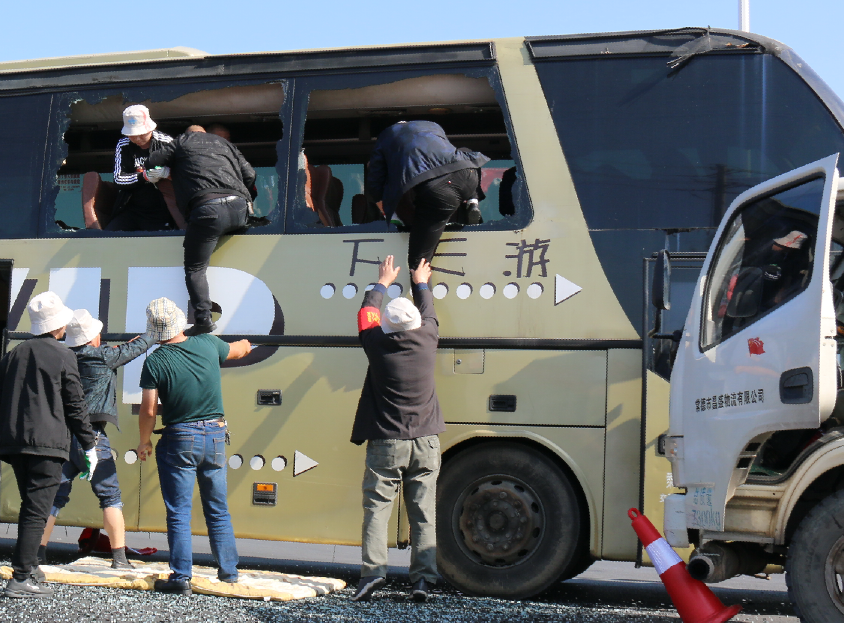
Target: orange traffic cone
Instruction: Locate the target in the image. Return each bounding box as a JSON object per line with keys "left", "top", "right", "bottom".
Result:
{"left": 628, "top": 508, "right": 741, "bottom": 623}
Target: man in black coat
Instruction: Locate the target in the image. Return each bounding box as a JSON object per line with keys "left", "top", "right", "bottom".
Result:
{"left": 0, "top": 292, "right": 98, "bottom": 598}
{"left": 350, "top": 256, "right": 445, "bottom": 603}
{"left": 146, "top": 125, "right": 257, "bottom": 335}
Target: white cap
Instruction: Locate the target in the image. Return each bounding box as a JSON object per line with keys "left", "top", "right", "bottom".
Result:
{"left": 381, "top": 297, "right": 422, "bottom": 334}
{"left": 65, "top": 309, "right": 104, "bottom": 347}
{"left": 773, "top": 230, "right": 808, "bottom": 249}
{"left": 121, "top": 104, "right": 157, "bottom": 136}
{"left": 145, "top": 297, "right": 187, "bottom": 341}
{"left": 28, "top": 292, "right": 74, "bottom": 336}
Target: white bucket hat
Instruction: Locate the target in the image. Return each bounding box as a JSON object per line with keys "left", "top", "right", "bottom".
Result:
{"left": 145, "top": 297, "right": 187, "bottom": 341}
{"left": 122, "top": 104, "right": 157, "bottom": 136}
{"left": 381, "top": 297, "right": 422, "bottom": 334}
{"left": 28, "top": 292, "right": 74, "bottom": 335}
{"left": 65, "top": 309, "right": 104, "bottom": 347}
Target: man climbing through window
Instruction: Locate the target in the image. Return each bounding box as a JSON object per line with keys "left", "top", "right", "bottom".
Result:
{"left": 366, "top": 120, "right": 489, "bottom": 271}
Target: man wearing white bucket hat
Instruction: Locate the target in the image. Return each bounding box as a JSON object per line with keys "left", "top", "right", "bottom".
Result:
{"left": 40, "top": 309, "right": 155, "bottom": 570}
{"left": 0, "top": 292, "right": 98, "bottom": 598}
{"left": 136, "top": 297, "right": 251, "bottom": 594}
{"left": 80, "top": 104, "right": 185, "bottom": 231}
{"left": 349, "top": 256, "right": 445, "bottom": 603}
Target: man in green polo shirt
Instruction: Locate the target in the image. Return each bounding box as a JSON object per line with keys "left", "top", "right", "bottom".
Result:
{"left": 136, "top": 297, "right": 251, "bottom": 595}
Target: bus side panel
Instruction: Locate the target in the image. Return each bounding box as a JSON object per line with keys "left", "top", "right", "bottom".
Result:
{"left": 437, "top": 350, "right": 607, "bottom": 427}
{"left": 601, "top": 348, "right": 642, "bottom": 559}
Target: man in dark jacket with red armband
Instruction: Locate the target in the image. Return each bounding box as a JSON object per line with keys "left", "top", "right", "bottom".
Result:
{"left": 146, "top": 125, "right": 257, "bottom": 336}
{"left": 0, "top": 292, "right": 98, "bottom": 598}
{"left": 350, "top": 255, "right": 444, "bottom": 603}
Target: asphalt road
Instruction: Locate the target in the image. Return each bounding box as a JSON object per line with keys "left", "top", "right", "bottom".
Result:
{"left": 0, "top": 524, "right": 798, "bottom": 622}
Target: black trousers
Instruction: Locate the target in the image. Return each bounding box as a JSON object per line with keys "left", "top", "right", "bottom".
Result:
{"left": 183, "top": 196, "right": 249, "bottom": 324}
{"left": 3, "top": 454, "right": 64, "bottom": 579}
{"left": 407, "top": 168, "right": 479, "bottom": 271}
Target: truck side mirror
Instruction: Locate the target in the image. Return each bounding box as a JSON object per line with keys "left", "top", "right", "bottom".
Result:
{"left": 652, "top": 250, "right": 671, "bottom": 311}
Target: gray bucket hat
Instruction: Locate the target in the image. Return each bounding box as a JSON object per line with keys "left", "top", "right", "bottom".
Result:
{"left": 145, "top": 297, "right": 187, "bottom": 341}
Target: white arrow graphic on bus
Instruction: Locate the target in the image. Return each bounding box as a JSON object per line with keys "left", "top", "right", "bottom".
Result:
{"left": 293, "top": 451, "right": 319, "bottom": 476}
{"left": 555, "top": 274, "right": 582, "bottom": 305}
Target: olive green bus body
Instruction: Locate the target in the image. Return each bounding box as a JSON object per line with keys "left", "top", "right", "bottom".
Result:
{"left": 1, "top": 29, "right": 843, "bottom": 598}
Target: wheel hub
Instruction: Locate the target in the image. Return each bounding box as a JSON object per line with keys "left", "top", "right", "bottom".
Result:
{"left": 458, "top": 478, "right": 542, "bottom": 566}
{"left": 825, "top": 535, "right": 844, "bottom": 614}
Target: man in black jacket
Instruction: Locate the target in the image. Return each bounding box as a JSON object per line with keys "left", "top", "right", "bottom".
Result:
{"left": 0, "top": 292, "right": 98, "bottom": 598}
{"left": 146, "top": 125, "right": 257, "bottom": 335}
{"left": 350, "top": 256, "right": 444, "bottom": 603}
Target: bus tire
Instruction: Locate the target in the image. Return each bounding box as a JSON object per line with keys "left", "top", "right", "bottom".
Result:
{"left": 436, "top": 441, "right": 584, "bottom": 599}
{"left": 786, "top": 488, "right": 844, "bottom": 622}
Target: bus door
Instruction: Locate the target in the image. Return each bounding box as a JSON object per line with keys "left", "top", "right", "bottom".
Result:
{"left": 666, "top": 154, "right": 841, "bottom": 533}
{"left": 640, "top": 251, "right": 705, "bottom": 563}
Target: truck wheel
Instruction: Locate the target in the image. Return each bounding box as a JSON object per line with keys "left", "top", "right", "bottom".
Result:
{"left": 786, "top": 489, "right": 844, "bottom": 622}
{"left": 436, "top": 442, "right": 584, "bottom": 598}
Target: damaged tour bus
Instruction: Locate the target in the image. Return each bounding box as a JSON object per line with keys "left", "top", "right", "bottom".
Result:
{"left": 2, "top": 28, "right": 844, "bottom": 601}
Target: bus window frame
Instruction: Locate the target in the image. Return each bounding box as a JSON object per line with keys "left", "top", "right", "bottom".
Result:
{"left": 40, "top": 76, "right": 291, "bottom": 238}
{"left": 282, "top": 65, "right": 533, "bottom": 235}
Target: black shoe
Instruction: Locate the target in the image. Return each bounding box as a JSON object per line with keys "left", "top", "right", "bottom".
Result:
{"left": 351, "top": 576, "right": 385, "bottom": 602}
{"left": 153, "top": 578, "right": 192, "bottom": 595}
{"left": 185, "top": 321, "right": 216, "bottom": 336}
{"left": 411, "top": 578, "right": 429, "bottom": 602}
{"left": 4, "top": 577, "right": 54, "bottom": 598}
{"left": 32, "top": 567, "right": 46, "bottom": 583}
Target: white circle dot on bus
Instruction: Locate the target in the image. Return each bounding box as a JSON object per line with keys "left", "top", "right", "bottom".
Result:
{"left": 433, "top": 283, "right": 448, "bottom": 299}
{"left": 342, "top": 284, "right": 358, "bottom": 299}
{"left": 229, "top": 454, "right": 243, "bottom": 469}
{"left": 387, "top": 284, "right": 403, "bottom": 299}
{"left": 365, "top": 283, "right": 375, "bottom": 292}
{"left": 320, "top": 284, "right": 335, "bottom": 299}
{"left": 527, "top": 283, "right": 544, "bottom": 299}
{"left": 480, "top": 283, "right": 495, "bottom": 299}
{"left": 272, "top": 456, "right": 287, "bottom": 472}
{"left": 250, "top": 455, "right": 265, "bottom": 470}
{"left": 456, "top": 283, "right": 472, "bottom": 299}
{"left": 503, "top": 283, "right": 519, "bottom": 299}
{"left": 124, "top": 450, "right": 138, "bottom": 465}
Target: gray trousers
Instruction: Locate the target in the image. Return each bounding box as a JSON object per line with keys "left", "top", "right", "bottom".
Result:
{"left": 361, "top": 435, "right": 440, "bottom": 582}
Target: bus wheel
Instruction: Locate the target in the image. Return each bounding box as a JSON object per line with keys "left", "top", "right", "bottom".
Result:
{"left": 436, "top": 442, "right": 584, "bottom": 599}
{"left": 786, "top": 489, "right": 844, "bottom": 622}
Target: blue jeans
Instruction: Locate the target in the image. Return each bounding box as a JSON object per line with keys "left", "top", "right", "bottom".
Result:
{"left": 155, "top": 419, "right": 238, "bottom": 581}
{"left": 51, "top": 431, "right": 123, "bottom": 515}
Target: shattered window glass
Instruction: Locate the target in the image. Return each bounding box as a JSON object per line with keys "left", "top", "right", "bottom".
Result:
{"left": 286, "top": 70, "right": 530, "bottom": 233}
{"left": 48, "top": 81, "right": 285, "bottom": 236}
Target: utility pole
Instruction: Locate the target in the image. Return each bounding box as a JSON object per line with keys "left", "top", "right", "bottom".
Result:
{"left": 739, "top": 0, "right": 750, "bottom": 32}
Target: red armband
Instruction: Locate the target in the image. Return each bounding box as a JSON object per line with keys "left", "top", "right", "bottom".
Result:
{"left": 358, "top": 307, "right": 381, "bottom": 331}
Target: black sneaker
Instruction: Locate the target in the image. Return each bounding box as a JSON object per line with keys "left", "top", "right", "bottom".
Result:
{"left": 411, "top": 578, "right": 429, "bottom": 602}
{"left": 4, "top": 577, "right": 54, "bottom": 598}
{"left": 153, "top": 577, "right": 192, "bottom": 595}
{"left": 185, "top": 321, "right": 216, "bottom": 336}
{"left": 351, "top": 576, "right": 385, "bottom": 602}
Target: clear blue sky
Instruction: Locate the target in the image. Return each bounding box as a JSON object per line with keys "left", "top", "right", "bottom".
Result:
{"left": 3, "top": 1, "right": 843, "bottom": 99}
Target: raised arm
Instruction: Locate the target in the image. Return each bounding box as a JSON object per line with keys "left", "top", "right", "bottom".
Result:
{"left": 103, "top": 333, "right": 156, "bottom": 369}
{"left": 358, "top": 255, "right": 400, "bottom": 337}
{"left": 410, "top": 258, "right": 437, "bottom": 325}
{"left": 146, "top": 139, "right": 177, "bottom": 169}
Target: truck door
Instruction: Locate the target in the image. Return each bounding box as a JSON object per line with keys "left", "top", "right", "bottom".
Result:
{"left": 667, "top": 154, "right": 841, "bottom": 533}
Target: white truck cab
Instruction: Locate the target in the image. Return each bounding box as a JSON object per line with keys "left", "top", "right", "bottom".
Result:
{"left": 661, "top": 154, "right": 844, "bottom": 622}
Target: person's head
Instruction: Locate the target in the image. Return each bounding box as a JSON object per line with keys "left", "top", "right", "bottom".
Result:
{"left": 772, "top": 230, "right": 809, "bottom": 253}
{"left": 145, "top": 297, "right": 187, "bottom": 343}
{"left": 122, "top": 105, "right": 157, "bottom": 148}
{"left": 185, "top": 125, "right": 206, "bottom": 134}
{"left": 28, "top": 291, "right": 73, "bottom": 339}
{"left": 65, "top": 309, "right": 103, "bottom": 348}
{"left": 381, "top": 297, "right": 422, "bottom": 334}
{"left": 207, "top": 123, "right": 230, "bottom": 141}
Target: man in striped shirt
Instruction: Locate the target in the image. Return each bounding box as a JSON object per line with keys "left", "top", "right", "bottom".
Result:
{"left": 82, "top": 105, "right": 186, "bottom": 231}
